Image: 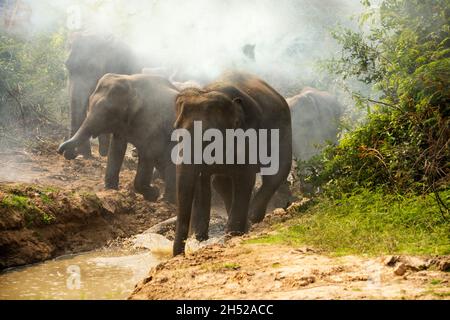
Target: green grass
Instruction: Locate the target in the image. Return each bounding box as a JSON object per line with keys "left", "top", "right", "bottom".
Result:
{"left": 1, "top": 191, "right": 55, "bottom": 225}
{"left": 1, "top": 194, "right": 30, "bottom": 211}
{"left": 202, "top": 262, "right": 242, "bottom": 272}
{"left": 247, "top": 188, "right": 450, "bottom": 256}
{"left": 430, "top": 279, "right": 442, "bottom": 285}
{"left": 271, "top": 262, "right": 282, "bottom": 268}
{"left": 41, "top": 211, "right": 55, "bottom": 224}
{"left": 39, "top": 193, "right": 53, "bottom": 205}
{"left": 41, "top": 186, "right": 58, "bottom": 193}
{"left": 432, "top": 291, "right": 450, "bottom": 298}
{"left": 222, "top": 262, "right": 241, "bottom": 270}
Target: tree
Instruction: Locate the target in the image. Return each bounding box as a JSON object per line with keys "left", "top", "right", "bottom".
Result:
{"left": 312, "top": 0, "right": 449, "bottom": 196}
{"left": 0, "top": 29, "right": 68, "bottom": 148}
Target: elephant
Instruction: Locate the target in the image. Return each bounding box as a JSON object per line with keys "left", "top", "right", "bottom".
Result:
{"left": 172, "top": 71, "right": 292, "bottom": 255}
{"left": 65, "top": 33, "right": 141, "bottom": 159}
{"left": 287, "top": 87, "right": 343, "bottom": 161}
{"left": 58, "top": 73, "right": 178, "bottom": 202}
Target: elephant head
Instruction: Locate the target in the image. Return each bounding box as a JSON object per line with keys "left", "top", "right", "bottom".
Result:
{"left": 58, "top": 74, "right": 136, "bottom": 159}
{"left": 65, "top": 33, "right": 140, "bottom": 157}
{"left": 174, "top": 88, "right": 245, "bottom": 133}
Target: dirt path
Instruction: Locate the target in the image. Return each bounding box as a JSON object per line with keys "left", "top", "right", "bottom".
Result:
{"left": 130, "top": 206, "right": 450, "bottom": 300}
{"left": 0, "top": 145, "right": 137, "bottom": 191}
{"left": 0, "top": 145, "right": 176, "bottom": 269}
{"left": 130, "top": 237, "right": 450, "bottom": 300}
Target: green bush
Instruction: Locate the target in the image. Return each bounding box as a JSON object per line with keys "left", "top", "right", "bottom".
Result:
{"left": 309, "top": 0, "right": 450, "bottom": 196}
{"left": 0, "top": 30, "right": 68, "bottom": 147}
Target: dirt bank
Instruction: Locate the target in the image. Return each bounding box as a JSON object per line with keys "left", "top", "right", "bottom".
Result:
{"left": 0, "top": 146, "right": 176, "bottom": 269}
{"left": 130, "top": 242, "right": 450, "bottom": 300}
{"left": 130, "top": 208, "right": 450, "bottom": 300}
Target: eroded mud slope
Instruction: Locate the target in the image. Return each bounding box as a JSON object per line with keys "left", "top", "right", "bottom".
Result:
{"left": 0, "top": 147, "right": 176, "bottom": 269}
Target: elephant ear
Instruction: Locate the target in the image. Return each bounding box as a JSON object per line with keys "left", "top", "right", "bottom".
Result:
{"left": 126, "top": 86, "right": 141, "bottom": 126}
{"left": 231, "top": 94, "right": 261, "bottom": 129}
{"left": 301, "top": 93, "right": 320, "bottom": 120}
{"left": 232, "top": 97, "right": 245, "bottom": 128}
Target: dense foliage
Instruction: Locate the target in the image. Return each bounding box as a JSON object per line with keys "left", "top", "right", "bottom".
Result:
{"left": 0, "top": 30, "right": 68, "bottom": 148}
{"left": 306, "top": 0, "right": 449, "bottom": 199}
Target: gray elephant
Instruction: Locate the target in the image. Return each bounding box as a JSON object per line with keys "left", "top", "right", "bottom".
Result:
{"left": 65, "top": 33, "right": 141, "bottom": 159}
{"left": 58, "top": 74, "right": 178, "bottom": 202}
{"left": 172, "top": 72, "right": 292, "bottom": 255}
{"left": 287, "top": 87, "right": 343, "bottom": 161}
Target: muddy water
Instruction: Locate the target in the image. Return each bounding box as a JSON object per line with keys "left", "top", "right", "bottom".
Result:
{"left": 0, "top": 210, "right": 227, "bottom": 300}
{"left": 0, "top": 239, "right": 171, "bottom": 300}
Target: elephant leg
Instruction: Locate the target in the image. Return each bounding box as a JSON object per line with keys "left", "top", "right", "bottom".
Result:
{"left": 134, "top": 154, "right": 159, "bottom": 201}
{"left": 249, "top": 162, "right": 291, "bottom": 224}
{"left": 272, "top": 179, "right": 296, "bottom": 208}
{"left": 226, "top": 172, "right": 255, "bottom": 235}
{"left": 71, "top": 104, "right": 91, "bottom": 158}
{"left": 104, "top": 135, "right": 127, "bottom": 190}
{"left": 212, "top": 175, "right": 232, "bottom": 216}
{"left": 98, "top": 134, "right": 111, "bottom": 157}
{"left": 189, "top": 173, "right": 211, "bottom": 241}
{"left": 77, "top": 141, "right": 92, "bottom": 159}
{"left": 173, "top": 165, "right": 198, "bottom": 256}
{"left": 162, "top": 163, "right": 176, "bottom": 203}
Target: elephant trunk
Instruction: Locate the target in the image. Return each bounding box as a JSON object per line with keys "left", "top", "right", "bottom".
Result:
{"left": 69, "top": 78, "right": 111, "bottom": 157}
{"left": 58, "top": 121, "right": 93, "bottom": 160}
{"left": 68, "top": 77, "right": 99, "bottom": 158}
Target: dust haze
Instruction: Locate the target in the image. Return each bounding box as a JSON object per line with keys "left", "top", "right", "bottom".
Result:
{"left": 0, "top": 0, "right": 366, "bottom": 182}
{"left": 21, "top": 0, "right": 365, "bottom": 91}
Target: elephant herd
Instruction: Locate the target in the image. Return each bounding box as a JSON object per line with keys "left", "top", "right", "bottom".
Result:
{"left": 57, "top": 34, "right": 343, "bottom": 255}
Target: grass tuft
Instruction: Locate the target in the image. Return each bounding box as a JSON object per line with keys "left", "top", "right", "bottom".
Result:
{"left": 248, "top": 188, "right": 450, "bottom": 256}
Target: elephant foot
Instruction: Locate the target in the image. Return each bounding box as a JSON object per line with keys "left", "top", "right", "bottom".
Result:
{"left": 194, "top": 233, "right": 209, "bottom": 242}
{"left": 162, "top": 192, "right": 176, "bottom": 204}
{"left": 138, "top": 185, "right": 160, "bottom": 201}
{"left": 76, "top": 143, "right": 92, "bottom": 159}
{"left": 226, "top": 218, "right": 250, "bottom": 235}
{"left": 173, "top": 240, "right": 185, "bottom": 256}
{"left": 104, "top": 181, "right": 119, "bottom": 190}
{"left": 225, "top": 224, "right": 247, "bottom": 236}
{"left": 249, "top": 213, "right": 264, "bottom": 224}
{"left": 248, "top": 206, "right": 266, "bottom": 224}
{"left": 98, "top": 147, "right": 109, "bottom": 157}
{"left": 62, "top": 149, "right": 78, "bottom": 160}
{"left": 223, "top": 230, "right": 245, "bottom": 243}
{"left": 80, "top": 152, "right": 93, "bottom": 159}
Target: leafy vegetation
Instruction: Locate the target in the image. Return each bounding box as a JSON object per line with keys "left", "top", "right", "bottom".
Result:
{"left": 1, "top": 194, "right": 29, "bottom": 211}
{"left": 0, "top": 29, "right": 68, "bottom": 148}
{"left": 303, "top": 0, "right": 450, "bottom": 200}
{"left": 290, "top": 1, "right": 450, "bottom": 257}
{"left": 248, "top": 189, "right": 450, "bottom": 256}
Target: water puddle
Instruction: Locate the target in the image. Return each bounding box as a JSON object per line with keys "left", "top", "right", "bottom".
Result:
{"left": 0, "top": 213, "right": 227, "bottom": 300}
{"left": 0, "top": 234, "right": 172, "bottom": 300}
